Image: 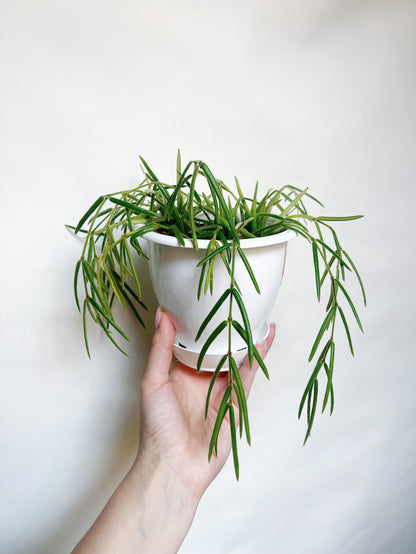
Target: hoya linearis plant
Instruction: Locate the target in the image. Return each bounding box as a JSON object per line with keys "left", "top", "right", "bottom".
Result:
{"left": 68, "top": 151, "right": 366, "bottom": 478}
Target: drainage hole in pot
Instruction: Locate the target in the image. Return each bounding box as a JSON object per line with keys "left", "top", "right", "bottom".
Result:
{"left": 178, "top": 342, "right": 187, "bottom": 349}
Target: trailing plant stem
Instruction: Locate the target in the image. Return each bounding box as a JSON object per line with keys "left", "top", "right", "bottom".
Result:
{"left": 70, "top": 152, "right": 366, "bottom": 478}
{"left": 227, "top": 241, "right": 239, "bottom": 476}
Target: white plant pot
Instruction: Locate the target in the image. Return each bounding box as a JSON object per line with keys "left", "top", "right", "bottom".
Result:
{"left": 143, "top": 230, "right": 296, "bottom": 371}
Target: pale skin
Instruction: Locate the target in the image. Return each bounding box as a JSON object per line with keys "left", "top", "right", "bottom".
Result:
{"left": 72, "top": 310, "right": 276, "bottom": 554}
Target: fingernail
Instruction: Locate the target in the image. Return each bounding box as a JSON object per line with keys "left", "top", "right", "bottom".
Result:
{"left": 155, "top": 306, "right": 162, "bottom": 329}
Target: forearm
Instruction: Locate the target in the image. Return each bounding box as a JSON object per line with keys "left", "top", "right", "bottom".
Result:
{"left": 72, "top": 452, "right": 200, "bottom": 554}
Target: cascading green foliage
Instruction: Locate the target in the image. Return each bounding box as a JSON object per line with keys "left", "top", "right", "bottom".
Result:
{"left": 68, "top": 151, "right": 366, "bottom": 478}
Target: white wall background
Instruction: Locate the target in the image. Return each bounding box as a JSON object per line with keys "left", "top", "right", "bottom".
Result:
{"left": 1, "top": 0, "right": 415, "bottom": 552}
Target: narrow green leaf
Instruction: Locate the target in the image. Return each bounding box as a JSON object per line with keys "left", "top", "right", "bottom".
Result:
{"left": 281, "top": 189, "right": 306, "bottom": 212}
{"left": 338, "top": 305, "right": 354, "bottom": 355}
{"left": 279, "top": 216, "right": 310, "bottom": 236}
{"left": 278, "top": 221, "right": 311, "bottom": 241}
{"left": 256, "top": 221, "right": 284, "bottom": 237}
{"left": 196, "top": 289, "right": 231, "bottom": 342}
{"left": 197, "top": 320, "right": 228, "bottom": 371}
{"left": 325, "top": 278, "right": 338, "bottom": 312}
{"left": 120, "top": 287, "right": 145, "bottom": 328}
{"left": 252, "top": 181, "right": 258, "bottom": 204}
{"left": 139, "top": 156, "right": 158, "bottom": 182}
{"left": 318, "top": 338, "right": 332, "bottom": 364}
{"left": 219, "top": 252, "right": 236, "bottom": 288}
{"left": 217, "top": 230, "right": 229, "bottom": 247}
{"left": 322, "top": 341, "right": 335, "bottom": 413}
{"left": 196, "top": 243, "right": 232, "bottom": 267}
{"left": 87, "top": 235, "right": 95, "bottom": 265}
{"left": 74, "top": 260, "right": 81, "bottom": 311}
{"left": 107, "top": 228, "right": 122, "bottom": 267}
{"left": 313, "top": 221, "right": 326, "bottom": 262}
{"left": 155, "top": 183, "right": 184, "bottom": 232}
{"left": 230, "top": 196, "right": 241, "bottom": 221}
{"left": 308, "top": 306, "right": 336, "bottom": 362}
{"left": 335, "top": 278, "right": 364, "bottom": 332}
{"left": 205, "top": 355, "right": 228, "bottom": 419}
{"left": 89, "top": 296, "right": 129, "bottom": 341}
{"left": 108, "top": 291, "right": 115, "bottom": 312}
{"left": 238, "top": 228, "right": 258, "bottom": 239}
{"left": 255, "top": 212, "right": 284, "bottom": 221}
{"left": 168, "top": 224, "right": 185, "bottom": 246}
{"left": 316, "top": 239, "right": 351, "bottom": 271}
{"left": 299, "top": 341, "right": 331, "bottom": 419}
{"left": 216, "top": 178, "right": 238, "bottom": 200}
{"left": 197, "top": 262, "right": 206, "bottom": 301}
{"left": 322, "top": 363, "right": 331, "bottom": 414}
{"left": 237, "top": 246, "right": 260, "bottom": 294}
{"left": 75, "top": 196, "right": 105, "bottom": 234}
{"left": 232, "top": 321, "right": 270, "bottom": 379}
{"left": 233, "top": 382, "right": 244, "bottom": 438}
{"left": 112, "top": 271, "right": 147, "bottom": 310}
{"left": 280, "top": 188, "right": 309, "bottom": 217}
{"left": 96, "top": 315, "right": 129, "bottom": 356}
{"left": 281, "top": 185, "right": 324, "bottom": 207}
{"left": 329, "top": 339, "right": 335, "bottom": 373}
{"left": 304, "top": 379, "right": 318, "bottom": 444}
{"left": 253, "top": 345, "right": 270, "bottom": 379}
{"left": 122, "top": 238, "right": 142, "bottom": 300}
{"left": 188, "top": 162, "right": 200, "bottom": 250}
{"left": 208, "top": 386, "right": 231, "bottom": 460}
{"left": 230, "top": 357, "right": 251, "bottom": 444}
{"left": 304, "top": 389, "right": 312, "bottom": 442}
{"left": 200, "top": 163, "right": 239, "bottom": 242}
{"left": 231, "top": 289, "right": 254, "bottom": 366}
{"left": 95, "top": 207, "right": 113, "bottom": 220}
{"left": 317, "top": 215, "right": 363, "bottom": 222}
{"left": 235, "top": 176, "right": 251, "bottom": 217}
{"left": 129, "top": 224, "right": 158, "bottom": 243}
{"left": 312, "top": 241, "right": 321, "bottom": 301}
{"left": 204, "top": 257, "right": 215, "bottom": 296}
{"left": 342, "top": 249, "right": 367, "bottom": 306}
{"left": 331, "top": 228, "right": 345, "bottom": 280}
{"left": 101, "top": 262, "right": 126, "bottom": 309}
{"left": 176, "top": 149, "right": 181, "bottom": 182}
{"left": 228, "top": 405, "right": 239, "bottom": 480}
{"left": 85, "top": 294, "right": 98, "bottom": 323}
{"left": 319, "top": 255, "right": 336, "bottom": 287}
{"left": 82, "top": 260, "right": 108, "bottom": 311}
{"left": 82, "top": 299, "right": 91, "bottom": 358}
{"left": 110, "top": 197, "right": 158, "bottom": 218}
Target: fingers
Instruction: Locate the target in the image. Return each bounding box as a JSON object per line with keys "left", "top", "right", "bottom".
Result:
{"left": 143, "top": 312, "right": 275, "bottom": 397}
{"left": 238, "top": 323, "right": 276, "bottom": 396}
{"left": 142, "top": 309, "right": 176, "bottom": 390}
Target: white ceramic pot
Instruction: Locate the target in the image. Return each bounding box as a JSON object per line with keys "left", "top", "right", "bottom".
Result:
{"left": 143, "top": 230, "right": 296, "bottom": 370}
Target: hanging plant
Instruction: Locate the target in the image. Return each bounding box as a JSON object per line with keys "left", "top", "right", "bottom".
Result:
{"left": 67, "top": 152, "right": 366, "bottom": 479}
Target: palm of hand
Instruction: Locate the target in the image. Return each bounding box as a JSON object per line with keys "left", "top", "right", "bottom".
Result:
{"left": 138, "top": 312, "right": 275, "bottom": 496}
{"left": 140, "top": 362, "right": 234, "bottom": 495}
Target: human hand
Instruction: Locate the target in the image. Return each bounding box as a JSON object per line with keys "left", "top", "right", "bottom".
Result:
{"left": 137, "top": 309, "right": 276, "bottom": 499}
{"left": 72, "top": 309, "right": 275, "bottom": 554}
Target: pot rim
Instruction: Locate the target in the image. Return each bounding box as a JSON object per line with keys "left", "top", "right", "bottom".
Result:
{"left": 142, "top": 228, "right": 296, "bottom": 249}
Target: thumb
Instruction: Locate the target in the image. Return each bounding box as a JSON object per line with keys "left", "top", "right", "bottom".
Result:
{"left": 143, "top": 308, "right": 176, "bottom": 389}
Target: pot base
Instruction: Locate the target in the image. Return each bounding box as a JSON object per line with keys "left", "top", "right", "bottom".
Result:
{"left": 173, "top": 323, "right": 270, "bottom": 372}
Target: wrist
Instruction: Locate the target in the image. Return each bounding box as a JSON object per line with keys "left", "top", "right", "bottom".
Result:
{"left": 134, "top": 431, "right": 213, "bottom": 500}
{"left": 127, "top": 450, "right": 201, "bottom": 551}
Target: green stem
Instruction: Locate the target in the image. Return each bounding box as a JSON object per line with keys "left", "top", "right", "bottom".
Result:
{"left": 227, "top": 241, "right": 237, "bottom": 376}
